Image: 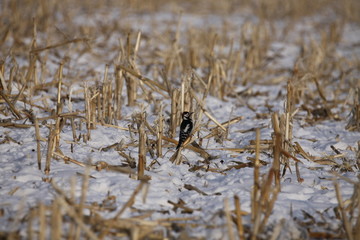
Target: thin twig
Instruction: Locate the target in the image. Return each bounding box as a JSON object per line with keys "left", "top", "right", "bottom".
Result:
{"left": 30, "top": 38, "right": 89, "bottom": 53}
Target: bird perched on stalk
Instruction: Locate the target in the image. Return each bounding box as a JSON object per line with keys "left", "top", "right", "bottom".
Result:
{"left": 176, "top": 112, "right": 193, "bottom": 149}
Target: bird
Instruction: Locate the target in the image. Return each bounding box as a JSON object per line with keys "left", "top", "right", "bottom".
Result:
{"left": 176, "top": 112, "right": 193, "bottom": 149}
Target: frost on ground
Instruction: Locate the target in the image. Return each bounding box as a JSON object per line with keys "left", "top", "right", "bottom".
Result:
{"left": 0, "top": 1, "right": 360, "bottom": 239}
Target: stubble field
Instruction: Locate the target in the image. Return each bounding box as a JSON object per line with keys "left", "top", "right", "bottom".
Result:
{"left": 0, "top": 0, "right": 360, "bottom": 239}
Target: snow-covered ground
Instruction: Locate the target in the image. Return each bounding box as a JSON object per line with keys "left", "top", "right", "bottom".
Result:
{"left": 1, "top": 2, "right": 359, "bottom": 239}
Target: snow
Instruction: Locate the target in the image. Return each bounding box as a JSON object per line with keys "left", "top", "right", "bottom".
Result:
{"left": 1, "top": 2, "right": 359, "bottom": 239}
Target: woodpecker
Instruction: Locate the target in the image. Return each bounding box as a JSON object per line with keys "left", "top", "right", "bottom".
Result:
{"left": 176, "top": 112, "right": 193, "bottom": 149}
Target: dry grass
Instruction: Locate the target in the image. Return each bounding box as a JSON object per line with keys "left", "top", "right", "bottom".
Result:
{"left": 1, "top": 0, "right": 360, "bottom": 239}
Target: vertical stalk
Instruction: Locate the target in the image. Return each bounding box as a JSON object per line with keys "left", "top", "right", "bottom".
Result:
{"left": 170, "top": 89, "right": 180, "bottom": 138}
{"left": 334, "top": 181, "right": 353, "bottom": 240}
{"left": 39, "top": 202, "right": 46, "bottom": 240}
{"left": 252, "top": 128, "right": 260, "bottom": 221}
{"left": 115, "top": 66, "right": 124, "bottom": 120}
{"left": 34, "top": 117, "right": 42, "bottom": 170}
{"left": 84, "top": 84, "right": 91, "bottom": 141}
{"left": 54, "top": 63, "right": 63, "bottom": 149}
{"left": 272, "top": 113, "right": 281, "bottom": 189}
{"left": 157, "top": 104, "right": 164, "bottom": 158}
{"left": 224, "top": 198, "right": 235, "bottom": 240}
{"left": 138, "top": 113, "right": 146, "bottom": 179}
{"left": 234, "top": 195, "right": 245, "bottom": 240}
{"left": 45, "top": 126, "right": 55, "bottom": 175}
{"left": 51, "top": 197, "right": 61, "bottom": 240}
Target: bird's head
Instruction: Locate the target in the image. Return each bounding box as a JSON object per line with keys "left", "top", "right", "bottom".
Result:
{"left": 182, "top": 111, "right": 193, "bottom": 120}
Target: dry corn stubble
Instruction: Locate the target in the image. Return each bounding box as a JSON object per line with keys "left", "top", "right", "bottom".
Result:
{"left": 0, "top": 0, "right": 359, "bottom": 239}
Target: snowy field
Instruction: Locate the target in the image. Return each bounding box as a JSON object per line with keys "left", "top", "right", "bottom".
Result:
{"left": 0, "top": 1, "right": 359, "bottom": 239}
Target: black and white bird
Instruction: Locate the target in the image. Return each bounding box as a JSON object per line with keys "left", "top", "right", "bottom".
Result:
{"left": 176, "top": 112, "right": 193, "bottom": 149}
